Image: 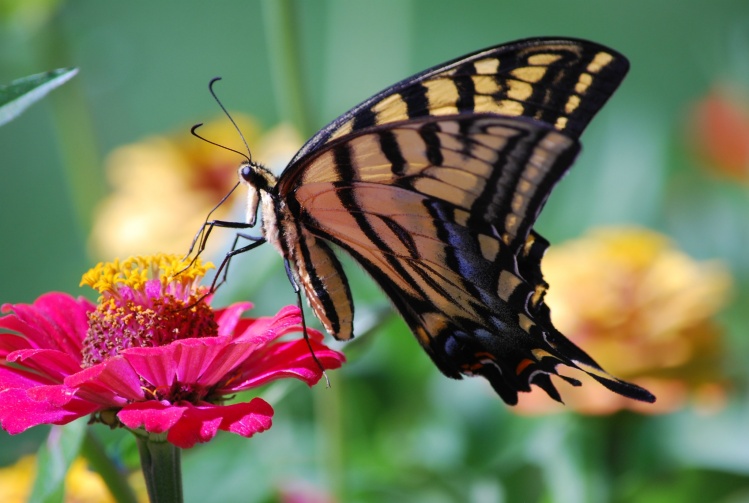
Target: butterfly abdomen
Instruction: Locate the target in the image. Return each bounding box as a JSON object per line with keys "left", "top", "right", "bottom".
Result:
{"left": 275, "top": 201, "right": 355, "bottom": 341}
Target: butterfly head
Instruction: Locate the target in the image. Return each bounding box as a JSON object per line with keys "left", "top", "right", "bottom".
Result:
{"left": 238, "top": 161, "right": 278, "bottom": 226}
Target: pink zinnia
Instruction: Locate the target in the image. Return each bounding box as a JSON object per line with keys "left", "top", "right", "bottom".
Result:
{"left": 0, "top": 254, "right": 345, "bottom": 448}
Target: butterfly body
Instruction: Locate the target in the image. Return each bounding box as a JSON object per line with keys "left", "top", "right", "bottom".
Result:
{"left": 236, "top": 38, "right": 655, "bottom": 405}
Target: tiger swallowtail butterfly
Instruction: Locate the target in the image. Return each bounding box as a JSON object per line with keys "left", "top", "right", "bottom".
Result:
{"left": 208, "top": 37, "right": 655, "bottom": 405}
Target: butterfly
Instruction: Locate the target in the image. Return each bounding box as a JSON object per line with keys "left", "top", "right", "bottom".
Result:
{"left": 205, "top": 37, "right": 655, "bottom": 405}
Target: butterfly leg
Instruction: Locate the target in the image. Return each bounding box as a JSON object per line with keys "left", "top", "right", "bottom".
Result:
{"left": 284, "top": 258, "right": 330, "bottom": 388}
{"left": 206, "top": 234, "right": 267, "bottom": 292}
{"left": 181, "top": 228, "right": 266, "bottom": 310}
{"left": 184, "top": 219, "right": 256, "bottom": 263}
{"left": 179, "top": 220, "right": 265, "bottom": 290}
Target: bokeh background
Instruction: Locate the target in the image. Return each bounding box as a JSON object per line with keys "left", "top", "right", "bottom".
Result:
{"left": 2, "top": 0, "right": 749, "bottom": 502}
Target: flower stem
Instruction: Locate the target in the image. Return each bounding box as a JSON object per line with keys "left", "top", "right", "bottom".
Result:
{"left": 135, "top": 433, "right": 183, "bottom": 503}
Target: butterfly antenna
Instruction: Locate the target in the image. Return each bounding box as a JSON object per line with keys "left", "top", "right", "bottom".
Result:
{"left": 190, "top": 124, "right": 250, "bottom": 163}
{"left": 208, "top": 77, "right": 253, "bottom": 162}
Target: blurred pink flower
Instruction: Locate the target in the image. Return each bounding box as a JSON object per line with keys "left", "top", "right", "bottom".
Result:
{"left": 0, "top": 254, "right": 344, "bottom": 448}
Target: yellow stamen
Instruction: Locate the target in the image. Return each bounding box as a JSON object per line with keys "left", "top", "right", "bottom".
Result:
{"left": 80, "top": 253, "right": 214, "bottom": 295}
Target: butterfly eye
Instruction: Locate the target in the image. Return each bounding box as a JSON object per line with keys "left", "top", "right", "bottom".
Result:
{"left": 238, "top": 162, "right": 276, "bottom": 192}
{"left": 239, "top": 164, "right": 253, "bottom": 181}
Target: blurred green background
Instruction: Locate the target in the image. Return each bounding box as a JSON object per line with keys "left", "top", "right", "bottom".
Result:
{"left": 2, "top": 0, "right": 749, "bottom": 502}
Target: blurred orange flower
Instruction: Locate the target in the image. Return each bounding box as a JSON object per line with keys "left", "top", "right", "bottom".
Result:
{"left": 88, "top": 116, "right": 302, "bottom": 259}
{"left": 687, "top": 84, "right": 749, "bottom": 183}
{"left": 516, "top": 227, "right": 731, "bottom": 415}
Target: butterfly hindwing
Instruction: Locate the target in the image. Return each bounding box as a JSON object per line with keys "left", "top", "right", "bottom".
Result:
{"left": 278, "top": 113, "right": 653, "bottom": 404}
{"left": 286, "top": 224, "right": 355, "bottom": 340}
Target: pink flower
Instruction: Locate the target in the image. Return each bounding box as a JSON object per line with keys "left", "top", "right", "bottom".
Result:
{"left": 0, "top": 255, "right": 345, "bottom": 448}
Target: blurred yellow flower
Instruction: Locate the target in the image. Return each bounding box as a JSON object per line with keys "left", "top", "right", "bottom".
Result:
{"left": 687, "top": 84, "right": 749, "bottom": 183}
{"left": 0, "top": 455, "right": 146, "bottom": 503}
{"left": 516, "top": 227, "right": 731, "bottom": 415}
{"left": 88, "top": 116, "right": 302, "bottom": 260}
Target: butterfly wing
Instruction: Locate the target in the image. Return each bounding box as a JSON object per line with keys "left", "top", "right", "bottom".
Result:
{"left": 265, "top": 37, "right": 652, "bottom": 404}
{"left": 290, "top": 37, "right": 628, "bottom": 167}
{"left": 278, "top": 113, "right": 654, "bottom": 404}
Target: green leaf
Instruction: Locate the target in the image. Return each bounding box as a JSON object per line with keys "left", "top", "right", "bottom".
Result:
{"left": 0, "top": 67, "right": 78, "bottom": 127}
{"left": 29, "top": 420, "right": 86, "bottom": 503}
{"left": 81, "top": 431, "right": 140, "bottom": 503}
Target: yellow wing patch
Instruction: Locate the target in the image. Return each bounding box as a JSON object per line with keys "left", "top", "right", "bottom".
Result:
{"left": 423, "top": 79, "right": 460, "bottom": 115}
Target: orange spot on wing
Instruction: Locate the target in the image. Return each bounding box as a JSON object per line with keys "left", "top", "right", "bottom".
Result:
{"left": 516, "top": 358, "right": 535, "bottom": 375}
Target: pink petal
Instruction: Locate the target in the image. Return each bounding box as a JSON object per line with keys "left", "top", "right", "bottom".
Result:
{"left": 0, "top": 387, "right": 98, "bottom": 434}
{"left": 0, "top": 312, "right": 52, "bottom": 352}
{"left": 172, "top": 337, "right": 230, "bottom": 383}
{"left": 265, "top": 306, "right": 328, "bottom": 341}
{"left": 196, "top": 339, "right": 260, "bottom": 385}
{"left": 26, "top": 383, "right": 78, "bottom": 407}
{"left": 118, "top": 401, "right": 186, "bottom": 434}
{"left": 198, "top": 305, "right": 319, "bottom": 386}
{"left": 224, "top": 339, "right": 345, "bottom": 391}
{"left": 7, "top": 348, "right": 84, "bottom": 382}
{"left": 0, "top": 332, "right": 33, "bottom": 358}
{"left": 198, "top": 306, "right": 315, "bottom": 385}
{"left": 166, "top": 399, "right": 273, "bottom": 448}
{"left": 0, "top": 364, "right": 60, "bottom": 388}
{"left": 1, "top": 293, "right": 92, "bottom": 356}
{"left": 214, "top": 302, "right": 253, "bottom": 336}
{"left": 218, "top": 398, "right": 274, "bottom": 437}
{"left": 66, "top": 357, "right": 145, "bottom": 405}
{"left": 119, "top": 399, "right": 274, "bottom": 448}
{"left": 123, "top": 336, "right": 231, "bottom": 387}
{"left": 232, "top": 305, "right": 302, "bottom": 344}
{"left": 122, "top": 345, "right": 179, "bottom": 388}
{"left": 165, "top": 404, "right": 224, "bottom": 448}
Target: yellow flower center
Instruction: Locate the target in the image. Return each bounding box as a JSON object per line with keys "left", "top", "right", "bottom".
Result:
{"left": 80, "top": 254, "right": 218, "bottom": 367}
{"left": 81, "top": 253, "right": 213, "bottom": 297}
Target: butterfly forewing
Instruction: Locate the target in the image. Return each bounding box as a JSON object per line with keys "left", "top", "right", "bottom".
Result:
{"left": 289, "top": 38, "right": 628, "bottom": 168}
